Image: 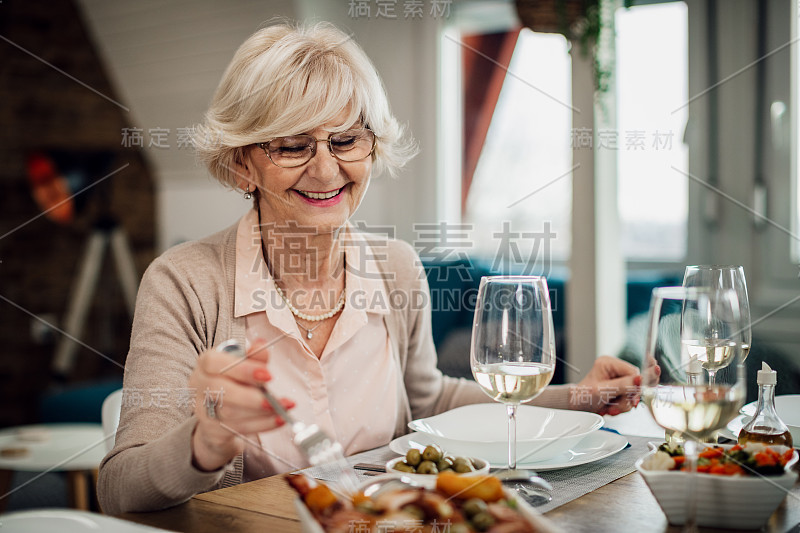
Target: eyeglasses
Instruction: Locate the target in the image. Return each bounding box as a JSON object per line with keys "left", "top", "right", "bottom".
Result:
{"left": 257, "top": 128, "right": 376, "bottom": 168}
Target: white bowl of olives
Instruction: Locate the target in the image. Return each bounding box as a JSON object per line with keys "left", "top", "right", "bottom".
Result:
{"left": 386, "top": 444, "right": 490, "bottom": 479}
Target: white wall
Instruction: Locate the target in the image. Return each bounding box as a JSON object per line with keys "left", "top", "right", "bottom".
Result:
{"left": 76, "top": 0, "right": 442, "bottom": 250}
{"left": 157, "top": 180, "right": 250, "bottom": 248}
{"left": 76, "top": 0, "right": 297, "bottom": 250}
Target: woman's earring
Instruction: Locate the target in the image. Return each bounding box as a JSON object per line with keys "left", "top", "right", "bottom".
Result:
{"left": 243, "top": 186, "right": 252, "bottom": 200}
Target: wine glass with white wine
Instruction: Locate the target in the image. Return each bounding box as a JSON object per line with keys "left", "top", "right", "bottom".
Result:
{"left": 641, "top": 286, "right": 747, "bottom": 531}
{"left": 470, "top": 276, "right": 556, "bottom": 472}
{"left": 683, "top": 265, "right": 751, "bottom": 367}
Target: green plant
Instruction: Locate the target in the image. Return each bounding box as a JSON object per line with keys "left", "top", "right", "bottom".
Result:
{"left": 516, "top": 0, "right": 633, "bottom": 93}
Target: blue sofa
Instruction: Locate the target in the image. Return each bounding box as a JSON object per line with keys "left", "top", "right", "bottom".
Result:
{"left": 424, "top": 259, "right": 681, "bottom": 386}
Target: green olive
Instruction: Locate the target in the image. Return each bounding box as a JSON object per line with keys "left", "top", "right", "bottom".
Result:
{"left": 453, "top": 457, "right": 474, "bottom": 473}
{"left": 402, "top": 505, "right": 425, "bottom": 520}
{"left": 393, "top": 462, "right": 415, "bottom": 473}
{"left": 461, "top": 498, "right": 488, "bottom": 517}
{"left": 416, "top": 460, "right": 439, "bottom": 475}
{"left": 405, "top": 448, "right": 422, "bottom": 467}
{"left": 355, "top": 500, "right": 376, "bottom": 514}
{"left": 422, "top": 444, "right": 443, "bottom": 462}
{"left": 471, "top": 511, "right": 495, "bottom": 531}
{"left": 436, "top": 457, "right": 454, "bottom": 471}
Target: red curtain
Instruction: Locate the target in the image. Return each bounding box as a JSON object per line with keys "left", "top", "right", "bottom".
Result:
{"left": 461, "top": 29, "right": 521, "bottom": 214}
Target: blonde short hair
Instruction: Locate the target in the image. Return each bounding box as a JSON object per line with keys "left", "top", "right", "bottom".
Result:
{"left": 194, "top": 21, "right": 416, "bottom": 187}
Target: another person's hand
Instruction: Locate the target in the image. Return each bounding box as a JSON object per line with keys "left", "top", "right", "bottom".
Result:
{"left": 188, "top": 338, "right": 295, "bottom": 472}
{"left": 569, "top": 355, "right": 641, "bottom": 416}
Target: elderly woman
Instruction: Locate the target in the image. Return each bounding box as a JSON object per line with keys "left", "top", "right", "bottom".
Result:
{"left": 97, "top": 22, "right": 639, "bottom": 514}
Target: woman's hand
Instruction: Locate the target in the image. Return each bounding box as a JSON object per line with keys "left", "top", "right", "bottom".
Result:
{"left": 569, "top": 356, "right": 641, "bottom": 416}
{"left": 188, "top": 338, "right": 295, "bottom": 472}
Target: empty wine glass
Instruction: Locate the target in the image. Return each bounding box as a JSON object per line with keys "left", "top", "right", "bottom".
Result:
{"left": 641, "top": 286, "right": 747, "bottom": 531}
{"left": 470, "top": 276, "right": 556, "bottom": 471}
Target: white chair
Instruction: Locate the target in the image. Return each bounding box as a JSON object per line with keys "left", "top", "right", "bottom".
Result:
{"left": 101, "top": 389, "right": 123, "bottom": 453}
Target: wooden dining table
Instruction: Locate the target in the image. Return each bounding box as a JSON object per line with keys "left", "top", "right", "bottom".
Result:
{"left": 117, "top": 466, "right": 800, "bottom": 533}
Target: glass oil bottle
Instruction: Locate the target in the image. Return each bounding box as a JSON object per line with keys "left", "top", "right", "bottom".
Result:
{"left": 738, "top": 361, "right": 793, "bottom": 447}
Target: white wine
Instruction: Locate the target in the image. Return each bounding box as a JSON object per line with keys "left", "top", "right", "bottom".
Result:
{"left": 682, "top": 339, "right": 739, "bottom": 371}
{"left": 473, "top": 362, "right": 553, "bottom": 404}
{"left": 642, "top": 384, "right": 745, "bottom": 439}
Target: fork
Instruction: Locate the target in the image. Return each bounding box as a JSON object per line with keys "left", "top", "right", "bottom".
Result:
{"left": 216, "top": 339, "right": 360, "bottom": 494}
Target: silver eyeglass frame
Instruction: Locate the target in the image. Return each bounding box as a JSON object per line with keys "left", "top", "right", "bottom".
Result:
{"left": 256, "top": 128, "right": 376, "bottom": 168}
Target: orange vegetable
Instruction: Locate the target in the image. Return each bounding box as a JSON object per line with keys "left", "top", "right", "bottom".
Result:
{"left": 724, "top": 464, "right": 744, "bottom": 476}
{"left": 696, "top": 464, "right": 711, "bottom": 473}
{"left": 435, "top": 472, "right": 504, "bottom": 502}
{"left": 754, "top": 452, "right": 777, "bottom": 468}
{"left": 304, "top": 485, "right": 338, "bottom": 513}
{"left": 709, "top": 463, "right": 743, "bottom": 476}
{"left": 781, "top": 449, "right": 794, "bottom": 465}
{"left": 673, "top": 456, "right": 686, "bottom": 466}
{"left": 351, "top": 491, "right": 370, "bottom": 506}
{"left": 710, "top": 464, "right": 727, "bottom": 475}
{"left": 699, "top": 447, "right": 724, "bottom": 459}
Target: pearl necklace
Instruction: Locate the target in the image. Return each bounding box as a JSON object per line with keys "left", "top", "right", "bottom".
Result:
{"left": 273, "top": 284, "right": 346, "bottom": 337}
{"left": 256, "top": 209, "right": 345, "bottom": 338}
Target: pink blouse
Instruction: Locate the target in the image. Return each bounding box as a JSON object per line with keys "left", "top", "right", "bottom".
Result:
{"left": 233, "top": 210, "right": 400, "bottom": 480}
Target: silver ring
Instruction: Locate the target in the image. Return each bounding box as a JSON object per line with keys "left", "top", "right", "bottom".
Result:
{"left": 216, "top": 339, "right": 246, "bottom": 358}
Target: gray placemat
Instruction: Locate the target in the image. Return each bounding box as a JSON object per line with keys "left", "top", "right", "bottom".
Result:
{"left": 535, "top": 434, "right": 653, "bottom": 513}
{"left": 300, "top": 445, "right": 400, "bottom": 484}
{"left": 300, "top": 435, "right": 656, "bottom": 514}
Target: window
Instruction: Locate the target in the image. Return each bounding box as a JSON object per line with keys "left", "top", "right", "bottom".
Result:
{"left": 616, "top": 2, "right": 689, "bottom": 261}
{"left": 457, "top": 2, "right": 688, "bottom": 266}
{"left": 464, "top": 29, "right": 572, "bottom": 265}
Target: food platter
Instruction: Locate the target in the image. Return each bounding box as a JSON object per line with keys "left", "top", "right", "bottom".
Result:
{"left": 293, "top": 474, "right": 565, "bottom": 533}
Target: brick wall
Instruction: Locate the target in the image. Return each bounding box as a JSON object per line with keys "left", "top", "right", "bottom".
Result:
{"left": 0, "top": 0, "right": 155, "bottom": 427}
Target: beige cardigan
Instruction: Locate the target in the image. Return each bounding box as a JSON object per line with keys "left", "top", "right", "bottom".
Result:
{"left": 97, "top": 219, "right": 571, "bottom": 514}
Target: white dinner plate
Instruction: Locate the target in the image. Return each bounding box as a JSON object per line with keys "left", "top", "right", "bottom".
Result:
{"left": 719, "top": 414, "right": 747, "bottom": 442}
{"left": 722, "top": 413, "right": 800, "bottom": 448}
{"left": 389, "top": 430, "right": 628, "bottom": 471}
{"left": 408, "top": 404, "right": 603, "bottom": 463}
{"left": 740, "top": 395, "right": 800, "bottom": 423}
{"left": 0, "top": 509, "right": 171, "bottom": 532}
{"left": 734, "top": 395, "right": 800, "bottom": 445}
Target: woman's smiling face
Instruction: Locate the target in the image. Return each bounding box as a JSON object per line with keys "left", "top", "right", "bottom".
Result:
{"left": 241, "top": 114, "right": 372, "bottom": 235}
